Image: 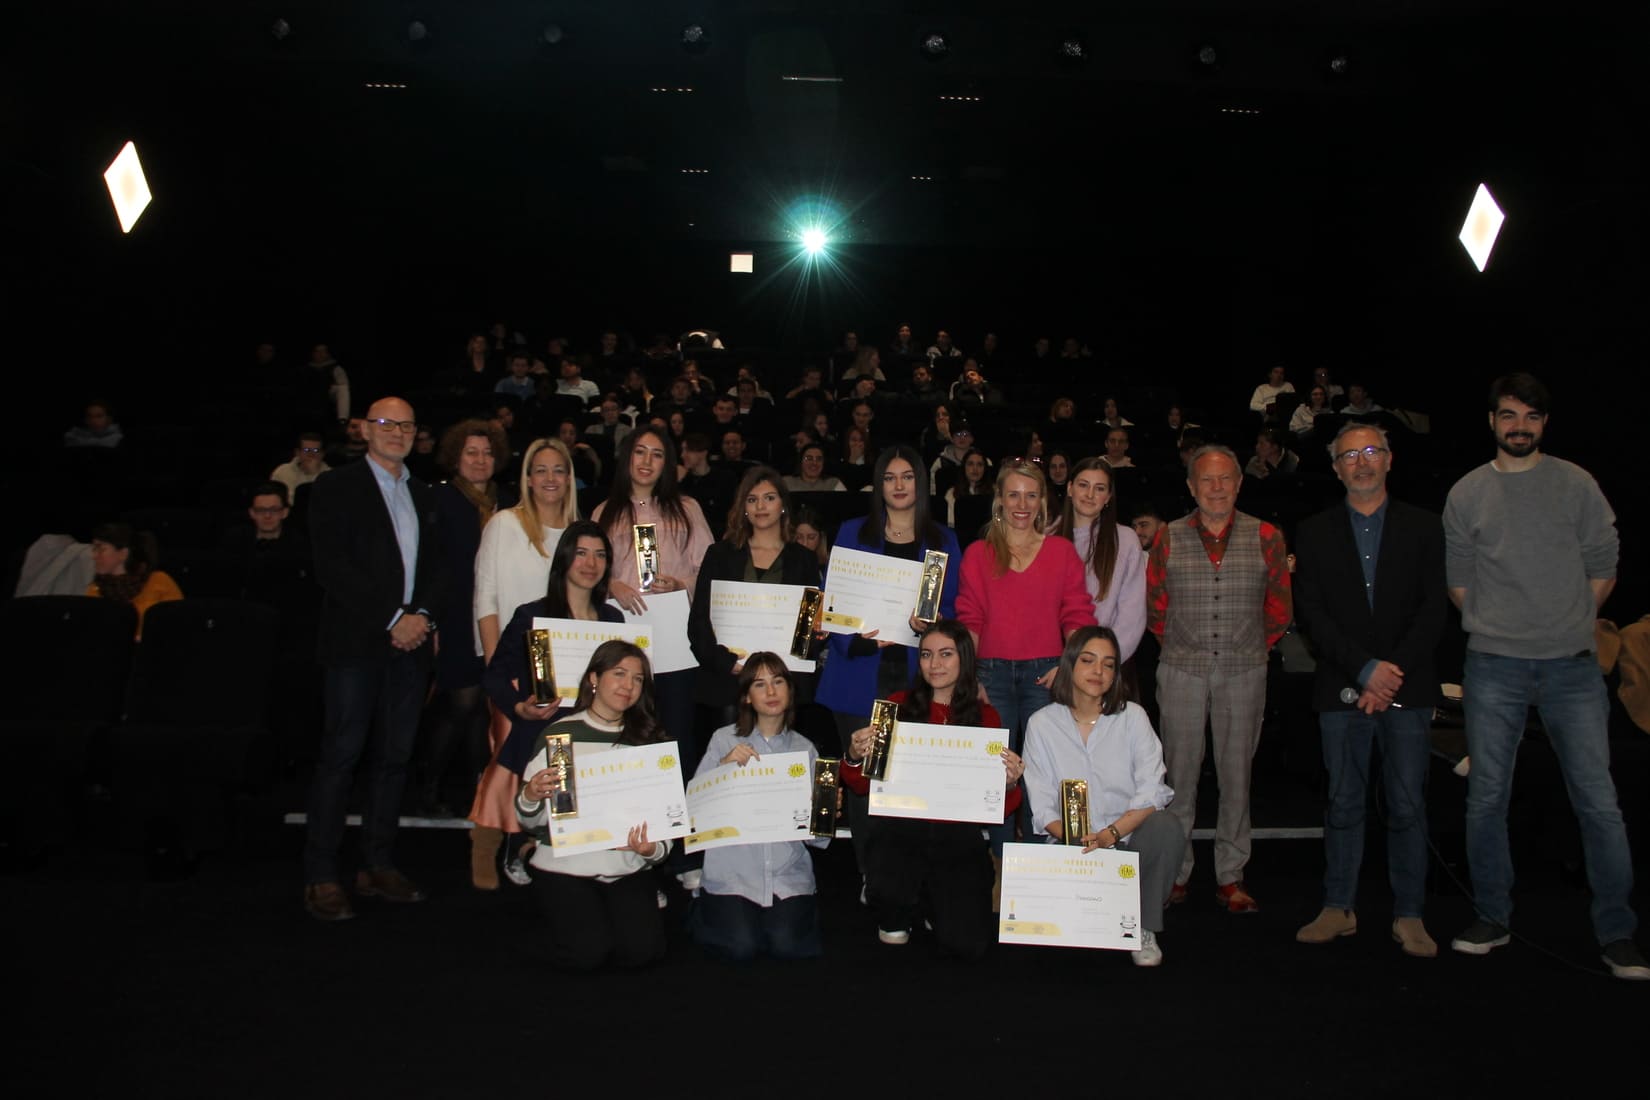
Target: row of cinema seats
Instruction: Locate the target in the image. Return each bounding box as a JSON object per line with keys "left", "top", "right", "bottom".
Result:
{"left": 0, "top": 595, "right": 296, "bottom": 867}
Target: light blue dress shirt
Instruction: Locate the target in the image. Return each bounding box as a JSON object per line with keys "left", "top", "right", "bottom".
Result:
{"left": 695, "top": 724, "right": 828, "bottom": 906}
{"left": 1023, "top": 701, "right": 1174, "bottom": 841}
{"left": 367, "top": 455, "right": 420, "bottom": 615}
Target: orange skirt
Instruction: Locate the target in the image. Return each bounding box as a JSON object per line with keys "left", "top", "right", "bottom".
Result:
{"left": 467, "top": 702, "right": 522, "bottom": 833}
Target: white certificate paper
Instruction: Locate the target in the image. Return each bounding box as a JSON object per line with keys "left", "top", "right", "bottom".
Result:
{"left": 530, "top": 617, "right": 655, "bottom": 699}
{"left": 997, "top": 841, "right": 1143, "bottom": 951}
{"left": 682, "top": 750, "right": 813, "bottom": 853}
{"left": 547, "top": 741, "right": 692, "bottom": 857}
{"left": 820, "top": 546, "right": 925, "bottom": 647}
{"left": 708, "top": 581, "right": 816, "bottom": 673}
{"left": 867, "top": 722, "right": 1008, "bottom": 825}
{"left": 607, "top": 588, "right": 698, "bottom": 674}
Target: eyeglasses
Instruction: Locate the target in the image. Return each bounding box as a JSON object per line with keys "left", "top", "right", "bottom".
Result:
{"left": 298, "top": 446, "right": 323, "bottom": 454}
{"left": 1336, "top": 445, "right": 1390, "bottom": 464}
{"left": 367, "top": 418, "right": 418, "bottom": 433}
{"left": 250, "top": 505, "right": 287, "bottom": 516}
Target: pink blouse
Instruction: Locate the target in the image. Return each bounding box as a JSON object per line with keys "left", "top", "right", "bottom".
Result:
{"left": 591, "top": 495, "right": 714, "bottom": 596}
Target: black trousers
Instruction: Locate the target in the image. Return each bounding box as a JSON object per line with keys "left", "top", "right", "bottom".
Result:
{"left": 864, "top": 816, "right": 995, "bottom": 959}
{"left": 527, "top": 868, "right": 666, "bottom": 972}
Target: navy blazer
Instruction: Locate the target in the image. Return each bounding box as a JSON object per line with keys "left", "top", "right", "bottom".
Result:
{"left": 1292, "top": 496, "right": 1446, "bottom": 712}
{"left": 310, "top": 458, "right": 446, "bottom": 664}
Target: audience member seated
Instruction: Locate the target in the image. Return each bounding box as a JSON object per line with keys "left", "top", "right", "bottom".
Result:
{"left": 680, "top": 433, "right": 737, "bottom": 526}
{"left": 269, "top": 431, "right": 330, "bottom": 503}
{"left": 326, "top": 417, "right": 369, "bottom": 467}
{"left": 903, "top": 362, "right": 945, "bottom": 416}
{"left": 1291, "top": 385, "right": 1333, "bottom": 437}
{"left": 829, "top": 330, "right": 860, "bottom": 379}
{"left": 1101, "top": 427, "right": 1136, "bottom": 469}
{"left": 1248, "top": 364, "right": 1295, "bottom": 417}
{"left": 616, "top": 366, "right": 652, "bottom": 416}
{"left": 406, "top": 424, "right": 441, "bottom": 482}
{"left": 1245, "top": 427, "right": 1301, "bottom": 482}
{"left": 1100, "top": 397, "right": 1134, "bottom": 432}
{"left": 299, "top": 342, "right": 351, "bottom": 426}
{"left": 926, "top": 328, "right": 964, "bottom": 370}
{"left": 949, "top": 362, "right": 1004, "bottom": 409}
{"left": 86, "top": 521, "right": 183, "bottom": 639}
{"left": 1043, "top": 397, "right": 1079, "bottom": 455}
{"left": 838, "top": 426, "right": 873, "bottom": 492}
{"left": 841, "top": 346, "right": 887, "bottom": 383}
{"left": 1341, "top": 382, "right": 1382, "bottom": 417}
{"left": 717, "top": 427, "right": 754, "bottom": 480}
{"left": 784, "top": 442, "right": 846, "bottom": 493}
{"left": 64, "top": 400, "right": 123, "bottom": 449}
{"left": 218, "top": 481, "right": 309, "bottom": 564}
{"left": 554, "top": 357, "right": 601, "bottom": 406}
{"left": 944, "top": 448, "right": 994, "bottom": 527}
{"left": 1312, "top": 366, "right": 1345, "bottom": 405}
{"left": 494, "top": 349, "right": 538, "bottom": 403}
{"left": 791, "top": 506, "right": 831, "bottom": 569}
{"left": 929, "top": 419, "right": 977, "bottom": 497}
{"left": 681, "top": 358, "right": 718, "bottom": 402}
{"left": 1044, "top": 451, "right": 1071, "bottom": 511}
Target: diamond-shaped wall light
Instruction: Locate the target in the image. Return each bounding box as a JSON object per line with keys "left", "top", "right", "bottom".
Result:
{"left": 103, "top": 141, "right": 152, "bottom": 234}
{"left": 1458, "top": 183, "right": 1504, "bottom": 272}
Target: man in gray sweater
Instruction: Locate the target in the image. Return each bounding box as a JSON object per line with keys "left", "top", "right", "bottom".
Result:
{"left": 1443, "top": 372, "right": 1646, "bottom": 979}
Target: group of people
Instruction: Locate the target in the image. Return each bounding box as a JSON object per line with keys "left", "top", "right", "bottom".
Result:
{"left": 290, "top": 367, "right": 1645, "bottom": 981}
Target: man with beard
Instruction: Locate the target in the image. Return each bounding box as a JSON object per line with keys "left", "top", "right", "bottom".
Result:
{"left": 1443, "top": 373, "right": 1646, "bottom": 979}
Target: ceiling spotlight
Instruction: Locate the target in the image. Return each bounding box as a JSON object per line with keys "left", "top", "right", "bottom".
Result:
{"left": 270, "top": 18, "right": 291, "bottom": 42}
{"left": 541, "top": 24, "right": 565, "bottom": 46}
{"left": 1196, "top": 45, "right": 1219, "bottom": 67}
{"left": 1060, "top": 37, "right": 1086, "bottom": 63}
{"left": 920, "top": 32, "right": 949, "bottom": 60}
{"left": 1328, "top": 54, "right": 1350, "bottom": 75}
{"left": 407, "top": 20, "right": 429, "bottom": 42}
{"left": 801, "top": 227, "right": 828, "bottom": 255}
{"left": 681, "top": 24, "right": 710, "bottom": 53}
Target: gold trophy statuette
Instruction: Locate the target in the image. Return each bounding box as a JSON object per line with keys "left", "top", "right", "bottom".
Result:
{"left": 1060, "top": 779, "right": 1090, "bottom": 846}
{"left": 861, "top": 698, "right": 898, "bottom": 781}
{"left": 633, "top": 524, "right": 659, "bottom": 591}
{"left": 791, "top": 587, "right": 824, "bottom": 659}
{"left": 913, "top": 549, "right": 949, "bottom": 624}
{"left": 526, "top": 629, "right": 557, "bottom": 705}
{"left": 543, "top": 733, "right": 578, "bottom": 819}
{"left": 809, "top": 758, "right": 840, "bottom": 837}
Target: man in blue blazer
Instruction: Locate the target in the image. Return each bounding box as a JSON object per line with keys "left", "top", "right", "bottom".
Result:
{"left": 1291, "top": 423, "right": 1446, "bottom": 957}
{"left": 303, "top": 395, "right": 445, "bottom": 921}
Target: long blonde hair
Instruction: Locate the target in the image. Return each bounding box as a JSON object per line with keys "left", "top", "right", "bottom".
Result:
{"left": 513, "top": 438, "right": 580, "bottom": 557}
{"left": 984, "top": 458, "right": 1049, "bottom": 576}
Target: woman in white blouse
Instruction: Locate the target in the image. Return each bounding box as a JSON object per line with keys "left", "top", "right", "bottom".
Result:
{"left": 1022, "top": 626, "right": 1185, "bottom": 967}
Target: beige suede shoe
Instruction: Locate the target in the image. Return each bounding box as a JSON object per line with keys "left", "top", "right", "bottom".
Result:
{"left": 1392, "top": 917, "right": 1438, "bottom": 958}
{"left": 1296, "top": 907, "right": 1357, "bottom": 943}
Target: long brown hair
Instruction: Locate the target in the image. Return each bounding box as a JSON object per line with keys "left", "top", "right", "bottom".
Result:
{"left": 898, "top": 620, "right": 985, "bottom": 728}
{"left": 724, "top": 466, "right": 794, "bottom": 547}
{"left": 599, "top": 428, "right": 693, "bottom": 553}
{"left": 1049, "top": 626, "right": 1128, "bottom": 715}
{"left": 1059, "top": 457, "right": 1120, "bottom": 601}
{"left": 573, "top": 641, "right": 664, "bottom": 745}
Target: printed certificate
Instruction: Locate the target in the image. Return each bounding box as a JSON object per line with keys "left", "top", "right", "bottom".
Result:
{"left": 708, "top": 581, "right": 817, "bottom": 673}
{"left": 547, "top": 741, "right": 692, "bottom": 857}
{"left": 607, "top": 589, "right": 698, "bottom": 674}
{"left": 997, "top": 841, "right": 1144, "bottom": 951}
{"left": 819, "top": 546, "right": 925, "bottom": 647}
{"left": 530, "top": 617, "right": 655, "bottom": 699}
{"left": 867, "top": 722, "right": 1008, "bottom": 825}
{"left": 682, "top": 750, "right": 813, "bottom": 853}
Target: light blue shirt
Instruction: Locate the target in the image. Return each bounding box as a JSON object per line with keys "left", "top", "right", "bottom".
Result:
{"left": 1023, "top": 702, "right": 1174, "bottom": 841}
{"left": 695, "top": 724, "right": 827, "bottom": 906}
{"left": 367, "top": 455, "right": 419, "bottom": 615}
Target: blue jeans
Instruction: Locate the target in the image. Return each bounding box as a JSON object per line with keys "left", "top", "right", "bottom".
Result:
{"left": 1319, "top": 706, "right": 1431, "bottom": 918}
{"left": 979, "top": 656, "right": 1056, "bottom": 854}
{"left": 1463, "top": 650, "right": 1637, "bottom": 944}
{"left": 690, "top": 892, "right": 822, "bottom": 962}
{"left": 304, "top": 655, "right": 426, "bottom": 883}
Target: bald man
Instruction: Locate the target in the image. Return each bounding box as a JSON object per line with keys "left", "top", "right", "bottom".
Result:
{"left": 303, "top": 396, "right": 445, "bottom": 921}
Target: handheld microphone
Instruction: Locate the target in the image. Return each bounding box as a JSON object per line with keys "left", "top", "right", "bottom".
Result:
{"left": 1341, "top": 686, "right": 1402, "bottom": 709}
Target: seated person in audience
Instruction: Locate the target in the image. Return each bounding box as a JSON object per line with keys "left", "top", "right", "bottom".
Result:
{"left": 87, "top": 522, "right": 183, "bottom": 639}
{"left": 300, "top": 342, "right": 351, "bottom": 426}
{"left": 717, "top": 428, "right": 754, "bottom": 479}
{"left": 975, "top": 331, "right": 1002, "bottom": 372}
{"left": 734, "top": 377, "right": 776, "bottom": 443}
{"left": 1291, "top": 385, "right": 1333, "bottom": 436}
{"left": 783, "top": 365, "right": 835, "bottom": 410}
{"left": 270, "top": 430, "right": 331, "bottom": 500}
{"left": 1341, "top": 382, "right": 1382, "bottom": 417}
{"left": 1044, "top": 397, "right": 1079, "bottom": 454}
{"left": 616, "top": 366, "right": 652, "bottom": 416}
{"left": 691, "top": 654, "right": 828, "bottom": 961}
{"left": 406, "top": 424, "right": 440, "bottom": 482}
{"left": 904, "top": 362, "right": 945, "bottom": 413}
{"left": 64, "top": 400, "right": 123, "bottom": 448}
{"left": 949, "top": 362, "right": 1004, "bottom": 409}
{"left": 514, "top": 642, "right": 673, "bottom": 972}
{"left": 729, "top": 367, "right": 774, "bottom": 403}
{"left": 1059, "top": 336, "right": 1087, "bottom": 360}
{"left": 1045, "top": 451, "right": 1072, "bottom": 511}
{"left": 1028, "top": 335, "right": 1054, "bottom": 366}
{"left": 680, "top": 433, "right": 737, "bottom": 525}
{"left": 584, "top": 395, "right": 634, "bottom": 460}
{"left": 557, "top": 418, "right": 603, "bottom": 489}
{"left": 220, "top": 481, "right": 309, "bottom": 562}
{"left": 494, "top": 350, "right": 538, "bottom": 402}
{"left": 920, "top": 402, "right": 954, "bottom": 464}
{"left": 681, "top": 358, "right": 717, "bottom": 402}
{"left": 843, "top": 620, "right": 1023, "bottom": 957}
{"left": 929, "top": 419, "right": 976, "bottom": 497}
{"left": 1129, "top": 502, "right": 1165, "bottom": 551}
{"left": 784, "top": 442, "right": 846, "bottom": 493}
{"left": 1245, "top": 427, "right": 1300, "bottom": 479}
{"left": 792, "top": 506, "right": 831, "bottom": 569}
{"left": 838, "top": 426, "right": 873, "bottom": 492}
{"left": 1313, "top": 366, "right": 1346, "bottom": 405}
{"left": 888, "top": 322, "right": 921, "bottom": 366}
{"left": 926, "top": 328, "right": 964, "bottom": 367}
{"left": 844, "top": 399, "right": 879, "bottom": 451}
{"left": 654, "top": 375, "right": 703, "bottom": 422}
{"left": 944, "top": 448, "right": 994, "bottom": 528}
{"left": 491, "top": 403, "right": 530, "bottom": 469}
{"left": 841, "top": 346, "right": 887, "bottom": 384}
{"left": 1248, "top": 364, "right": 1295, "bottom": 417}
{"left": 326, "top": 417, "right": 369, "bottom": 467}
{"left": 1102, "top": 427, "right": 1136, "bottom": 469}
{"left": 830, "top": 330, "right": 860, "bottom": 379}
{"left": 554, "top": 357, "right": 601, "bottom": 406}
{"left": 709, "top": 394, "right": 741, "bottom": 439}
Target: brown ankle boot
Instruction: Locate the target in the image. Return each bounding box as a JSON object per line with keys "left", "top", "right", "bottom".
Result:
{"left": 470, "top": 826, "right": 502, "bottom": 891}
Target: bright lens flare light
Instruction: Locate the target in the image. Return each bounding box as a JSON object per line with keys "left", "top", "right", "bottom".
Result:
{"left": 801, "top": 227, "right": 828, "bottom": 255}
{"left": 1458, "top": 183, "right": 1505, "bottom": 273}
{"left": 104, "top": 141, "right": 153, "bottom": 234}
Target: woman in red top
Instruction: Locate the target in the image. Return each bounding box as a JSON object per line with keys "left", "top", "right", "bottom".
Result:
{"left": 842, "top": 620, "right": 1024, "bottom": 958}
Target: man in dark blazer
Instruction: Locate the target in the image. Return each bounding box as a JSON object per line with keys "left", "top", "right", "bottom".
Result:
{"left": 1291, "top": 423, "right": 1446, "bottom": 957}
{"left": 303, "top": 395, "right": 445, "bottom": 921}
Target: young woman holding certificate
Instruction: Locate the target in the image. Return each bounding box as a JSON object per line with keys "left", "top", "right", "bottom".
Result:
{"left": 517, "top": 640, "right": 673, "bottom": 971}
{"left": 688, "top": 467, "right": 822, "bottom": 726}
{"left": 956, "top": 458, "right": 1095, "bottom": 751}
{"left": 690, "top": 653, "right": 826, "bottom": 961}
{"left": 467, "top": 438, "right": 578, "bottom": 889}
{"left": 842, "top": 621, "right": 1024, "bottom": 957}
{"left": 592, "top": 428, "right": 714, "bottom": 756}
{"left": 478, "top": 520, "right": 625, "bottom": 885}
{"left": 1022, "top": 626, "right": 1184, "bottom": 967}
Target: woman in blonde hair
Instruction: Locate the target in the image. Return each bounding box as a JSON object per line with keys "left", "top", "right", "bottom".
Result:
{"left": 468, "top": 437, "right": 578, "bottom": 888}
{"left": 956, "top": 457, "right": 1095, "bottom": 752}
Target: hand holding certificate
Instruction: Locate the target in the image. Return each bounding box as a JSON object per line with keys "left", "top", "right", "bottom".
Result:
{"left": 547, "top": 741, "right": 692, "bottom": 857}
{"left": 997, "top": 841, "right": 1144, "bottom": 951}
{"left": 866, "top": 721, "right": 1009, "bottom": 825}
{"left": 820, "top": 546, "right": 926, "bottom": 647}
{"left": 708, "top": 581, "right": 818, "bottom": 673}
{"left": 531, "top": 617, "right": 655, "bottom": 699}
{"left": 682, "top": 750, "right": 813, "bottom": 853}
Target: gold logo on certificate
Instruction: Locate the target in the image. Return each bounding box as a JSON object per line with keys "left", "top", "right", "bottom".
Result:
{"left": 1060, "top": 778, "right": 1090, "bottom": 845}
{"left": 862, "top": 698, "right": 898, "bottom": 781}
{"left": 633, "top": 524, "right": 659, "bottom": 590}
{"left": 788, "top": 763, "right": 807, "bottom": 779}
{"left": 526, "top": 628, "right": 557, "bottom": 705}
{"left": 657, "top": 753, "right": 676, "bottom": 771}
{"left": 1118, "top": 864, "right": 1136, "bottom": 880}
{"left": 543, "top": 733, "right": 578, "bottom": 819}
{"left": 913, "top": 550, "right": 948, "bottom": 624}
{"left": 985, "top": 740, "right": 1005, "bottom": 756}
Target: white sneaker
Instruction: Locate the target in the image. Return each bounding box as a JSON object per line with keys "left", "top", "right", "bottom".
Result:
{"left": 676, "top": 868, "right": 702, "bottom": 892}
{"left": 877, "top": 928, "right": 910, "bottom": 945}
{"left": 656, "top": 890, "right": 669, "bottom": 910}
{"left": 503, "top": 857, "right": 531, "bottom": 887}
{"left": 1132, "top": 929, "right": 1163, "bottom": 968}
{"left": 859, "top": 876, "right": 869, "bottom": 906}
